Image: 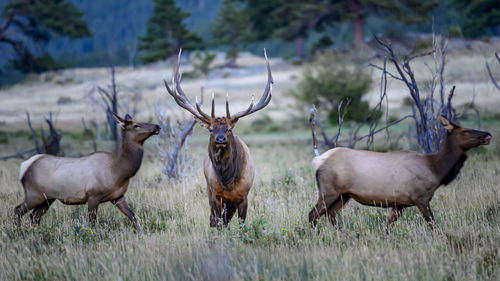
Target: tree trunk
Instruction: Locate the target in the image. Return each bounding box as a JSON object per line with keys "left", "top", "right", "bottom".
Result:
{"left": 349, "top": 0, "right": 364, "bottom": 49}
{"left": 295, "top": 36, "right": 304, "bottom": 59}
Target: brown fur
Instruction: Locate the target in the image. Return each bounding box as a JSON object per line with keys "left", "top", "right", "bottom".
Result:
{"left": 14, "top": 114, "right": 160, "bottom": 231}
{"left": 164, "top": 50, "right": 272, "bottom": 228}
{"left": 309, "top": 116, "right": 492, "bottom": 233}
{"left": 203, "top": 117, "right": 255, "bottom": 228}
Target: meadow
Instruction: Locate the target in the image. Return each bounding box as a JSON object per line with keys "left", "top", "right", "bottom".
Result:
{"left": 0, "top": 124, "right": 499, "bottom": 280}
{"left": 1, "top": 38, "right": 500, "bottom": 280}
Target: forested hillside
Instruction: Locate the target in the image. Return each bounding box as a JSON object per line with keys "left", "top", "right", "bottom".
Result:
{"left": 0, "top": 0, "right": 220, "bottom": 68}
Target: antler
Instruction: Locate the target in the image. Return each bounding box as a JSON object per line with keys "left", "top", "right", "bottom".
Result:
{"left": 164, "top": 49, "right": 214, "bottom": 124}
{"left": 228, "top": 49, "right": 274, "bottom": 121}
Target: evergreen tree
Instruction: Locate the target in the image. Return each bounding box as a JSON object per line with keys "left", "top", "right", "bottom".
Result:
{"left": 239, "top": 0, "right": 438, "bottom": 52}
{"left": 270, "top": 0, "right": 342, "bottom": 58}
{"left": 342, "top": 0, "right": 439, "bottom": 49}
{"left": 211, "top": 0, "right": 251, "bottom": 66}
{"left": 138, "top": 0, "right": 202, "bottom": 63}
{"left": 450, "top": 0, "right": 500, "bottom": 38}
{"left": 0, "top": 0, "right": 91, "bottom": 73}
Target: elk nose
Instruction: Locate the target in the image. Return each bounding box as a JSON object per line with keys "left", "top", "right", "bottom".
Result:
{"left": 216, "top": 135, "right": 226, "bottom": 144}
{"left": 153, "top": 125, "right": 161, "bottom": 135}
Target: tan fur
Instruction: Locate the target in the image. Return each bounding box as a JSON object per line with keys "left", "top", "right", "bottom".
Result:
{"left": 19, "top": 154, "right": 44, "bottom": 180}
{"left": 204, "top": 136, "right": 254, "bottom": 203}
{"left": 308, "top": 116, "right": 492, "bottom": 233}
{"left": 14, "top": 114, "right": 160, "bottom": 231}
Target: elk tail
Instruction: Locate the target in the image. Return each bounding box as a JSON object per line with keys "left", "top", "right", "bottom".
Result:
{"left": 19, "top": 154, "right": 44, "bottom": 181}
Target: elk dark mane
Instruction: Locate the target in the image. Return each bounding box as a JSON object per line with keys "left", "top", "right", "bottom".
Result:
{"left": 439, "top": 154, "right": 466, "bottom": 186}
{"left": 208, "top": 139, "right": 246, "bottom": 188}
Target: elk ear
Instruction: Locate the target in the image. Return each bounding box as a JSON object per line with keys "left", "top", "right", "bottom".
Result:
{"left": 124, "top": 114, "right": 133, "bottom": 122}
{"left": 112, "top": 112, "right": 126, "bottom": 128}
{"left": 439, "top": 115, "right": 455, "bottom": 132}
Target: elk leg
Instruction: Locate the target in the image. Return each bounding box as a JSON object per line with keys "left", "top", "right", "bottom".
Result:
{"left": 416, "top": 203, "right": 436, "bottom": 229}
{"left": 385, "top": 207, "right": 405, "bottom": 235}
{"left": 326, "top": 194, "right": 351, "bottom": 227}
{"left": 30, "top": 199, "right": 55, "bottom": 225}
{"left": 237, "top": 198, "right": 248, "bottom": 225}
{"left": 112, "top": 196, "right": 140, "bottom": 232}
{"left": 223, "top": 202, "right": 237, "bottom": 227}
{"left": 14, "top": 196, "right": 45, "bottom": 226}
{"left": 209, "top": 199, "right": 222, "bottom": 229}
{"left": 308, "top": 192, "right": 340, "bottom": 227}
{"left": 87, "top": 197, "right": 100, "bottom": 227}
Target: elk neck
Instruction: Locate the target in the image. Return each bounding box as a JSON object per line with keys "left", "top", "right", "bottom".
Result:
{"left": 114, "top": 132, "right": 144, "bottom": 180}
{"left": 426, "top": 134, "right": 467, "bottom": 186}
{"left": 208, "top": 137, "right": 245, "bottom": 189}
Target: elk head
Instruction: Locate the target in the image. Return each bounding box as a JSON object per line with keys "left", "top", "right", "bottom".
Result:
{"left": 164, "top": 49, "right": 273, "bottom": 149}
{"left": 440, "top": 115, "right": 492, "bottom": 151}
{"left": 113, "top": 113, "right": 161, "bottom": 145}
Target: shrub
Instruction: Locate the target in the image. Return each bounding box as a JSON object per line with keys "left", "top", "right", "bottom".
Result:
{"left": 288, "top": 52, "right": 372, "bottom": 123}
{"left": 192, "top": 51, "right": 216, "bottom": 77}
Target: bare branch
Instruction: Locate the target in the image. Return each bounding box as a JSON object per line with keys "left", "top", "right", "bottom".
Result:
{"left": 486, "top": 61, "right": 500, "bottom": 91}
{"left": 355, "top": 115, "right": 414, "bottom": 142}
{"left": 368, "top": 63, "right": 404, "bottom": 81}
{"left": 26, "top": 112, "right": 42, "bottom": 153}
{"left": 333, "top": 99, "right": 350, "bottom": 147}
{"left": 309, "top": 104, "right": 319, "bottom": 156}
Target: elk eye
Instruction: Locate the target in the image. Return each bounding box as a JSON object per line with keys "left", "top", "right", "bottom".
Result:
{"left": 209, "top": 128, "right": 213, "bottom": 133}
{"left": 134, "top": 124, "right": 140, "bottom": 128}
{"left": 228, "top": 128, "right": 232, "bottom": 132}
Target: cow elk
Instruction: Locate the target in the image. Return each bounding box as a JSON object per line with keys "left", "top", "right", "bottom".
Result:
{"left": 15, "top": 114, "right": 160, "bottom": 231}
{"left": 164, "top": 49, "right": 273, "bottom": 228}
{"left": 309, "top": 116, "right": 492, "bottom": 233}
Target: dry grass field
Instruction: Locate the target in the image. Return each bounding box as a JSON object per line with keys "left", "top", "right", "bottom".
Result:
{"left": 1, "top": 40, "right": 500, "bottom": 280}
{"left": 0, "top": 127, "right": 499, "bottom": 280}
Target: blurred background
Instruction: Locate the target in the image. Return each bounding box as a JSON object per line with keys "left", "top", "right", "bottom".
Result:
{"left": 0, "top": 0, "right": 499, "bottom": 169}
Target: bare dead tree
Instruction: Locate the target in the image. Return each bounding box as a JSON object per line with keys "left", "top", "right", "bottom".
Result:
{"left": 486, "top": 52, "right": 500, "bottom": 91}
{"left": 154, "top": 88, "right": 204, "bottom": 180}
{"left": 371, "top": 35, "right": 456, "bottom": 153}
{"left": 90, "top": 66, "right": 119, "bottom": 151}
{"left": 309, "top": 105, "right": 319, "bottom": 156}
{"left": 1, "top": 112, "right": 62, "bottom": 160}
{"left": 311, "top": 56, "right": 412, "bottom": 151}
{"left": 87, "top": 66, "right": 143, "bottom": 152}
{"left": 26, "top": 111, "right": 42, "bottom": 153}
{"left": 41, "top": 112, "right": 62, "bottom": 156}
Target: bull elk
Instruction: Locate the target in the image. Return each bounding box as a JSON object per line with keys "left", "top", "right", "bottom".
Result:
{"left": 164, "top": 49, "right": 273, "bottom": 228}
{"left": 309, "top": 116, "right": 492, "bottom": 233}
{"left": 15, "top": 114, "right": 160, "bottom": 231}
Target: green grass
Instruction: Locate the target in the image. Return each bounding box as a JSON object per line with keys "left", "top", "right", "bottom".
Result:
{"left": 1, "top": 129, "right": 499, "bottom": 280}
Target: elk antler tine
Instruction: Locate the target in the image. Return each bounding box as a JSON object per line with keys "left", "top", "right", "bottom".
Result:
{"left": 226, "top": 92, "right": 230, "bottom": 118}
{"left": 164, "top": 80, "right": 174, "bottom": 96}
{"left": 229, "top": 49, "right": 272, "bottom": 120}
{"left": 195, "top": 91, "right": 210, "bottom": 120}
{"left": 211, "top": 92, "right": 215, "bottom": 118}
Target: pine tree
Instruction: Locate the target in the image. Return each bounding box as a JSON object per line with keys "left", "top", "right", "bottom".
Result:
{"left": 138, "top": 0, "right": 202, "bottom": 63}
{"left": 211, "top": 0, "right": 252, "bottom": 66}
{"left": 450, "top": 0, "right": 500, "bottom": 38}
{"left": 270, "top": 1, "right": 342, "bottom": 58}
{"left": 342, "top": 0, "right": 439, "bottom": 49}
{"left": 0, "top": 0, "right": 91, "bottom": 73}
{"left": 239, "top": 0, "right": 438, "bottom": 52}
